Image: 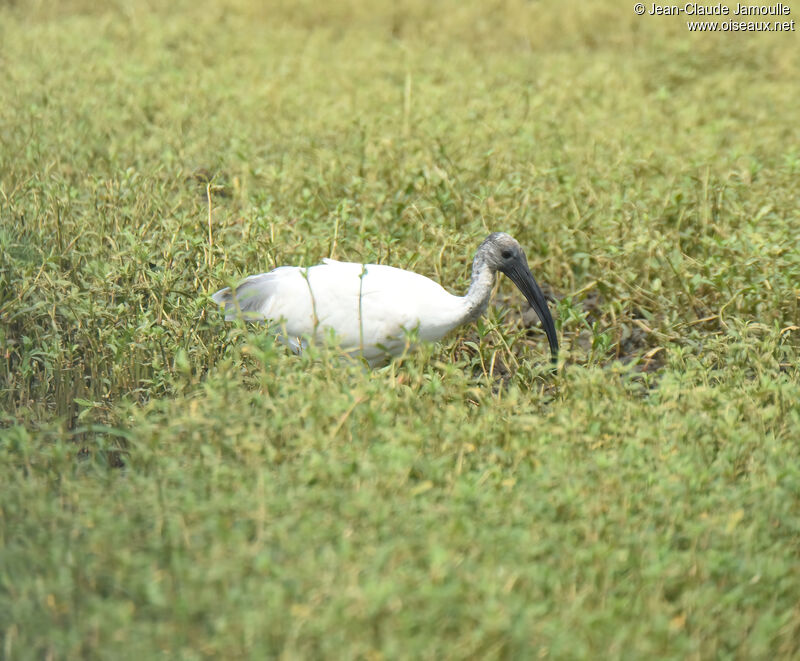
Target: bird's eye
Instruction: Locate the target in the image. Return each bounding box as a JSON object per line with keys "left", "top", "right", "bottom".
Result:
{"left": 501, "top": 250, "right": 513, "bottom": 259}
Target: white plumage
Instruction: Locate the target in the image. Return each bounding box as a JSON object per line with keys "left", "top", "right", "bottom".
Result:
{"left": 212, "top": 233, "right": 558, "bottom": 366}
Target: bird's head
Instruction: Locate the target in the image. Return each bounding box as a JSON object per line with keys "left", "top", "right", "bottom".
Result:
{"left": 480, "top": 232, "right": 526, "bottom": 273}
{"left": 480, "top": 232, "right": 559, "bottom": 363}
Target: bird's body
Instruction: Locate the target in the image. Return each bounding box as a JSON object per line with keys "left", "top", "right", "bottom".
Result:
{"left": 212, "top": 233, "right": 558, "bottom": 366}
{"left": 216, "top": 259, "right": 478, "bottom": 365}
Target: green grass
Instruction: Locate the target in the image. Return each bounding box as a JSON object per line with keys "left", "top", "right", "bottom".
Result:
{"left": 2, "top": 0, "right": 799, "bottom": 658}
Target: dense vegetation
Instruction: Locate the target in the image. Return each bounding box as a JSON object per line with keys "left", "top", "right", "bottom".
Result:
{"left": 1, "top": 1, "right": 798, "bottom": 658}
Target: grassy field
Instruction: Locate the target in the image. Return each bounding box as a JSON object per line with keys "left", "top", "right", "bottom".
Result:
{"left": 2, "top": 0, "right": 799, "bottom": 658}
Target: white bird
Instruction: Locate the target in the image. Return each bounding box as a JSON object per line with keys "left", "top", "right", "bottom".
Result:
{"left": 211, "top": 232, "right": 558, "bottom": 367}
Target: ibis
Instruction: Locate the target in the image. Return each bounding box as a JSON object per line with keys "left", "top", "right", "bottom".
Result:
{"left": 211, "top": 232, "right": 558, "bottom": 366}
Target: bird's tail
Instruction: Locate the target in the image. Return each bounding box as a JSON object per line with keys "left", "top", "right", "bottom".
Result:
{"left": 211, "top": 274, "right": 273, "bottom": 321}
{"left": 211, "top": 287, "right": 232, "bottom": 306}
{"left": 211, "top": 287, "right": 241, "bottom": 321}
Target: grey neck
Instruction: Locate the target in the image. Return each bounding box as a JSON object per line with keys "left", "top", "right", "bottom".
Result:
{"left": 459, "top": 251, "right": 497, "bottom": 324}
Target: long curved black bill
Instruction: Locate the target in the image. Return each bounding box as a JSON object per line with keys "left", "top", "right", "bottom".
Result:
{"left": 503, "top": 257, "right": 559, "bottom": 364}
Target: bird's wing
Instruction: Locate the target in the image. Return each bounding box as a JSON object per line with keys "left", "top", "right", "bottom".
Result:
{"left": 275, "top": 263, "right": 445, "bottom": 353}
{"left": 353, "top": 264, "right": 464, "bottom": 347}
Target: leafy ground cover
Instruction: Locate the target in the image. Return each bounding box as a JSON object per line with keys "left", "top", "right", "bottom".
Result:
{"left": 1, "top": 1, "right": 799, "bottom": 658}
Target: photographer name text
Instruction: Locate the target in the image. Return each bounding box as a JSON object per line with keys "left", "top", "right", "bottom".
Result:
{"left": 645, "top": 2, "right": 790, "bottom": 15}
